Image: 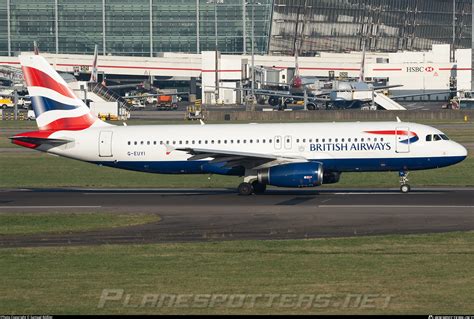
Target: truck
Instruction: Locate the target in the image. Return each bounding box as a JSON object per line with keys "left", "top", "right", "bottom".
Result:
{"left": 146, "top": 89, "right": 178, "bottom": 110}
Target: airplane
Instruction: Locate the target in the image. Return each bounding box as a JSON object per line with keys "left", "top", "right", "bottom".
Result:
{"left": 223, "top": 40, "right": 404, "bottom": 110}
{"left": 11, "top": 54, "right": 468, "bottom": 195}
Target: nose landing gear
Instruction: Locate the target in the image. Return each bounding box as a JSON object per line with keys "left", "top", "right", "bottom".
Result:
{"left": 399, "top": 171, "right": 411, "bottom": 193}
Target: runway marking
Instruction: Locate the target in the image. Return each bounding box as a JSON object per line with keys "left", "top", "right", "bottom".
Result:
{"left": 82, "top": 192, "right": 212, "bottom": 195}
{"left": 318, "top": 205, "right": 474, "bottom": 208}
{"left": 0, "top": 206, "right": 102, "bottom": 209}
{"left": 331, "top": 192, "right": 441, "bottom": 195}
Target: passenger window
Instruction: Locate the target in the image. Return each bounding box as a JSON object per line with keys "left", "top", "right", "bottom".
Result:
{"left": 334, "top": 138, "right": 338, "bottom": 142}
{"left": 141, "top": 141, "right": 144, "bottom": 145}
{"left": 322, "top": 139, "right": 325, "bottom": 142}
{"left": 250, "top": 139, "right": 253, "bottom": 143}
{"left": 361, "top": 138, "right": 364, "bottom": 142}
{"left": 153, "top": 141, "right": 157, "bottom": 145}
{"left": 127, "top": 141, "right": 131, "bottom": 145}
{"left": 426, "top": 135, "right": 432, "bottom": 142}
{"left": 303, "top": 139, "right": 306, "bottom": 143}
{"left": 262, "top": 139, "right": 266, "bottom": 143}
{"left": 205, "top": 140, "right": 208, "bottom": 144}
{"left": 134, "top": 141, "right": 137, "bottom": 145}
{"left": 147, "top": 141, "right": 150, "bottom": 145}
{"left": 211, "top": 140, "right": 214, "bottom": 144}
{"left": 192, "top": 141, "right": 195, "bottom": 144}
{"left": 373, "top": 138, "right": 377, "bottom": 142}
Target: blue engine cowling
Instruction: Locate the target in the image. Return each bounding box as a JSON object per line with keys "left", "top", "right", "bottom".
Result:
{"left": 257, "top": 162, "right": 323, "bottom": 188}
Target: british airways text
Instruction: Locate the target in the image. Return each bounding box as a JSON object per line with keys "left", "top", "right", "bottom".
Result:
{"left": 310, "top": 142, "right": 392, "bottom": 152}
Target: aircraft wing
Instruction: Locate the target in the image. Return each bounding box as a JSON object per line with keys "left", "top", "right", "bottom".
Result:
{"left": 123, "top": 92, "right": 189, "bottom": 99}
{"left": 175, "top": 147, "right": 307, "bottom": 170}
{"left": 209, "top": 86, "right": 330, "bottom": 101}
{"left": 389, "top": 90, "right": 458, "bottom": 100}
{"left": 372, "top": 84, "right": 404, "bottom": 90}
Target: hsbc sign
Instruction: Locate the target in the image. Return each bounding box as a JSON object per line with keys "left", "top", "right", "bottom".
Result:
{"left": 406, "top": 66, "right": 435, "bottom": 73}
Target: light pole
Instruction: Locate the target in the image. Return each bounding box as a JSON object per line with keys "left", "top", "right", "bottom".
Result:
{"left": 212, "top": 0, "right": 222, "bottom": 104}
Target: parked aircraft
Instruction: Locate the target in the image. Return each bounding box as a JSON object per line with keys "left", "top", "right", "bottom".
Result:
{"left": 11, "top": 55, "right": 467, "bottom": 195}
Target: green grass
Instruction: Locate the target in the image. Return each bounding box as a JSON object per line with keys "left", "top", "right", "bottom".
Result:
{"left": 1, "top": 151, "right": 472, "bottom": 188}
{"left": 1, "top": 232, "right": 474, "bottom": 314}
{"left": 0, "top": 212, "right": 161, "bottom": 235}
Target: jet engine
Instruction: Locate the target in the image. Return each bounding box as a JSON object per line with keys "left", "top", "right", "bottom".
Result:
{"left": 258, "top": 162, "right": 323, "bottom": 188}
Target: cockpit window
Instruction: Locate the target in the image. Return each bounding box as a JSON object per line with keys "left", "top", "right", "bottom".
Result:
{"left": 440, "top": 134, "right": 449, "bottom": 140}
{"left": 426, "top": 135, "right": 432, "bottom": 142}
{"left": 433, "top": 134, "right": 442, "bottom": 141}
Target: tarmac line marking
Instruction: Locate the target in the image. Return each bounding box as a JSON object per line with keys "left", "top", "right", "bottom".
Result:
{"left": 0, "top": 206, "right": 102, "bottom": 209}
{"left": 318, "top": 205, "right": 474, "bottom": 208}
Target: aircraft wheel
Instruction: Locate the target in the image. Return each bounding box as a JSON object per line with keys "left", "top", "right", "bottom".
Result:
{"left": 306, "top": 103, "right": 316, "bottom": 111}
{"left": 238, "top": 182, "right": 253, "bottom": 196}
{"left": 252, "top": 181, "right": 267, "bottom": 194}
{"left": 400, "top": 184, "right": 411, "bottom": 193}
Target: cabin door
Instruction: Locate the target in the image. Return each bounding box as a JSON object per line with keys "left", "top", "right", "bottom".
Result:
{"left": 99, "top": 131, "right": 113, "bottom": 157}
{"left": 395, "top": 126, "right": 410, "bottom": 153}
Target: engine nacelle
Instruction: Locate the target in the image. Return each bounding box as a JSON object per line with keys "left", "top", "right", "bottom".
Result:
{"left": 323, "top": 172, "right": 341, "bottom": 184}
{"left": 258, "top": 162, "right": 323, "bottom": 188}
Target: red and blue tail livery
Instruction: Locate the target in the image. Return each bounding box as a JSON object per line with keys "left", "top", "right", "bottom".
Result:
{"left": 19, "top": 55, "right": 108, "bottom": 132}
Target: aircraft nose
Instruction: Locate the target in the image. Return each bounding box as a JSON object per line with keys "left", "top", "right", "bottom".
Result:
{"left": 455, "top": 142, "right": 468, "bottom": 158}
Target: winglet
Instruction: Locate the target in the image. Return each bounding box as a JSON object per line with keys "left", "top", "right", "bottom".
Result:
{"left": 396, "top": 116, "right": 402, "bottom": 123}
{"left": 199, "top": 119, "right": 205, "bottom": 126}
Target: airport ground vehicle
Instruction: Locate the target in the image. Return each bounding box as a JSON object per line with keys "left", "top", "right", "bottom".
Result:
{"left": 11, "top": 55, "right": 468, "bottom": 195}
{"left": 0, "top": 97, "right": 14, "bottom": 109}
{"left": 146, "top": 89, "right": 178, "bottom": 110}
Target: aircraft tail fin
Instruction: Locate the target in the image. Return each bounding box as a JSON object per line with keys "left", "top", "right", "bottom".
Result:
{"left": 19, "top": 54, "right": 111, "bottom": 131}
{"left": 89, "top": 44, "right": 98, "bottom": 83}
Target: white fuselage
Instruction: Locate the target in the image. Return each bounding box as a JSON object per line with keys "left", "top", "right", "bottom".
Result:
{"left": 42, "top": 121, "right": 467, "bottom": 176}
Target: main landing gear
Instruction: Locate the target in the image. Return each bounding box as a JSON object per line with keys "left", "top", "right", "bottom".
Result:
{"left": 399, "top": 171, "right": 411, "bottom": 193}
{"left": 238, "top": 175, "right": 267, "bottom": 196}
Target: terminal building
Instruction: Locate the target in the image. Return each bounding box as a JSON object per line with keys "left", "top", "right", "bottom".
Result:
{"left": 0, "top": 0, "right": 471, "bottom": 57}
{"left": 0, "top": 0, "right": 472, "bottom": 105}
